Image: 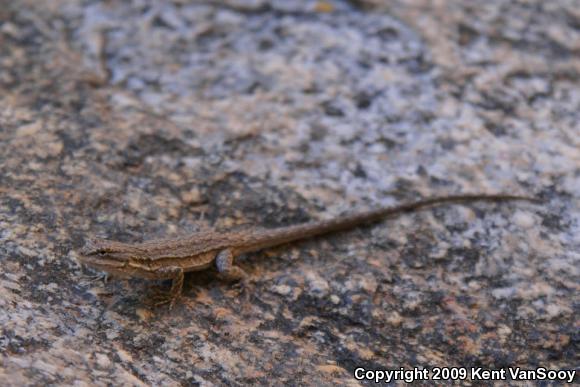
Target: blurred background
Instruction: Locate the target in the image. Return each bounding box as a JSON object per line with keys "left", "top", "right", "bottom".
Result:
{"left": 0, "top": 1, "right": 578, "bottom": 385}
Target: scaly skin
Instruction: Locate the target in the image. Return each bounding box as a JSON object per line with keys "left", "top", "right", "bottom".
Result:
{"left": 79, "top": 193, "right": 540, "bottom": 308}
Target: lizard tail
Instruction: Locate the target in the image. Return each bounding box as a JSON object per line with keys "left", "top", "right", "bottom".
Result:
{"left": 240, "top": 193, "right": 540, "bottom": 253}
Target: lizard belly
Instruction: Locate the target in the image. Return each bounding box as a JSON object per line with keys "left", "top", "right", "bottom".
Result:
{"left": 147, "top": 251, "right": 217, "bottom": 274}
{"left": 183, "top": 261, "right": 213, "bottom": 273}
{"left": 180, "top": 252, "right": 216, "bottom": 272}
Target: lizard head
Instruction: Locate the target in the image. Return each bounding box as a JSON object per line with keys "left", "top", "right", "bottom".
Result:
{"left": 79, "top": 238, "right": 141, "bottom": 274}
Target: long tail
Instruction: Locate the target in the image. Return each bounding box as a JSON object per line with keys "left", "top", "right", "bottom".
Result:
{"left": 239, "top": 194, "right": 540, "bottom": 253}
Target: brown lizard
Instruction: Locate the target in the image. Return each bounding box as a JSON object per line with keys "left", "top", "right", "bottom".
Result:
{"left": 79, "top": 193, "right": 539, "bottom": 308}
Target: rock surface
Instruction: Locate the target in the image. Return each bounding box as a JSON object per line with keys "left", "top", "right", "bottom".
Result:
{"left": 0, "top": 0, "right": 578, "bottom": 385}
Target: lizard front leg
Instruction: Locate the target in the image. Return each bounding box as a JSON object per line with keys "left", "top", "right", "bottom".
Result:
{"left": 215, "top": 249, "right": 247, "bottom": 282}
{"left": 89, "top": 272, "right": 110, "bottom": 284}
{"left": 151, "top": 266, "right": 184, "bottom": 309}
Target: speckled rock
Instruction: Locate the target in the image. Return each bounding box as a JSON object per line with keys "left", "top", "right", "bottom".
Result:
{"left": 0, "top": 0, "right": 578, "bottom": 385}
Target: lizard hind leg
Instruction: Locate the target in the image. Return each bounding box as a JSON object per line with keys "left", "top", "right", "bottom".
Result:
{"left": 215, "top": 249, "right": 247, "bottom": 282}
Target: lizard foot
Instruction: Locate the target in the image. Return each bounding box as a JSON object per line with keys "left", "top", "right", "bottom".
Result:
{"left": 149, "top": 292, "right": 180, "bottom": 310}
{"left": 229, "top": 277, "right": 253, "bottom": 302}
{"left": 89, "top": 272, "right": 110, "bottom": 284}
{"left": 149, "top": 266, "right": 184, "bottom": 310}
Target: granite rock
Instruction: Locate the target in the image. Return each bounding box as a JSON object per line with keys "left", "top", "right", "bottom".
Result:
{"left": 0, "top": 0, "right": 578, "bottom": 385}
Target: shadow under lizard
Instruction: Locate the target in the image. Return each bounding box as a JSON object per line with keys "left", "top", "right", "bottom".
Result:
{"left": 78, "top": 193, "right": 540, "bottom": 308}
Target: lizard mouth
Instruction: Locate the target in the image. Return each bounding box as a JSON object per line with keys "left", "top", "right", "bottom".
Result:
{"left": 79, "top": 239, "right": 127, "bottom": 264}
{"left": 77, "top": 251, "right": 129, "bottom": 274}
{"left": 80, "top": 256, "right": 126, "bottom": 268}
{"left": 80, "top": 239, "right": 100, "bottom": 257}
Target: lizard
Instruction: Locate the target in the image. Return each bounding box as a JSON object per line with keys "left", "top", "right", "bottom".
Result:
{"left": 79, "top": 193, "right": 540, "bottom": 308}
